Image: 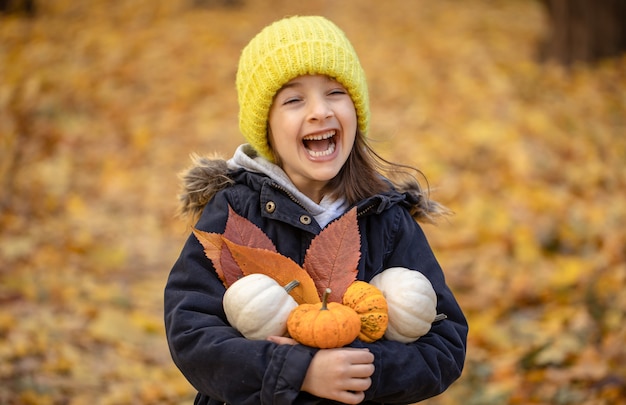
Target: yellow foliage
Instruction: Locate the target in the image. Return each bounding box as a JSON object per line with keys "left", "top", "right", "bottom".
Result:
{"left": 1, "top": 0, "right": 625, "bottom": 404}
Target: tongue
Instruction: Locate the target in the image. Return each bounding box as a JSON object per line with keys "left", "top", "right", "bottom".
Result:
{"left": 304, "top": 138, "right": 331, "bottom": 152}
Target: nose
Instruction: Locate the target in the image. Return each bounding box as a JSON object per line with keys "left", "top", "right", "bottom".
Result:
{"left": 307, "top": 95, "right": 334, "bottom": 122}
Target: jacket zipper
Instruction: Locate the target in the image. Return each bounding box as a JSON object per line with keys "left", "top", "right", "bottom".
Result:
{"left": 269, "top": 182, "right": 309, "bottom": 211}
{"left": 270, "top": 182, "right": 378, "bottom": 218}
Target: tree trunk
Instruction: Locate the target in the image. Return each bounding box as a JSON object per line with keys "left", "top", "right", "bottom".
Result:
{"left": 538, "top": 0, "right": 626, "bottom": 65}
{"left": 0, "top": 0, "right": 36, "bottom": 16}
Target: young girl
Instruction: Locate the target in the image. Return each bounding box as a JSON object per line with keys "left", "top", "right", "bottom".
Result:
{"left": 165, "top": 15, "right": 468, "bottom": 405}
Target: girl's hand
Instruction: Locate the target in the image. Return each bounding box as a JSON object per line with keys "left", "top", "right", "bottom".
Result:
{"left": 302, "top": 348, "right": 374, "bottom": 404}
{"left": 267, "top": 336, "right": 375, "bottom": 403}
{"left": 267, "top": 335, "right": 298, "bottom": 345}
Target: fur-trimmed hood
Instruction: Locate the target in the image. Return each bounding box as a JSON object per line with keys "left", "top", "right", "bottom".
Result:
{"left": 177, "top": 144, "right": 448, "bottom": 224}
{"left": 176, "top": 153, "right": 234, "bottom": 220}
{"left": 177, "top": 144, "right": 349, "bottom": 225}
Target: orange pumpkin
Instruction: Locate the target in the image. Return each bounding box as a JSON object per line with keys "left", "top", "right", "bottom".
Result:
{"left": 343, "top": 281, "right": 388, "bottom": 343}
{"left": 287, "top": 288, "right": 360, "bottom": 348}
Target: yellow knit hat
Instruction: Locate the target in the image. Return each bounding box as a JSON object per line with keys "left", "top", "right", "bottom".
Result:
{"left": 236, "top": 15, "right": 369, "bottom": 161}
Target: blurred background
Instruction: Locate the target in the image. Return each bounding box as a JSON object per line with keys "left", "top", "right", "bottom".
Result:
{"left": 1, "top": 0, "right": 625, "bottom": 404}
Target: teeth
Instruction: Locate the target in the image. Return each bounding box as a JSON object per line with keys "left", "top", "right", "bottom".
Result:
{"left": 308, "top": 141, "right": 336, "bottom": 157}
{"left": 303, "top": 130, "right": 335, "bottom": 141}
{"left": 303, "top": 130, "right": 336, "bottom": 157}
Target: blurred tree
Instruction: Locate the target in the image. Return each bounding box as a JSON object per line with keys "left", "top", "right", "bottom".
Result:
{"left": 0, "top": 0, "right": 35, "bottom": 16}
{"left": 538, "top": 0, "right": 626, "bottom": 65}
{"left": 190, "top": 0, "right": 243, "bottom": 8}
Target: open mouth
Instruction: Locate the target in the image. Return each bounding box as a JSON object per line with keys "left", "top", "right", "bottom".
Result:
{"left": 302, "top": 130, "right": 336, "bottom": 157}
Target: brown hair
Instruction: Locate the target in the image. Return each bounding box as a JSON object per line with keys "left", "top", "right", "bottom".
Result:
{"left": 324, "top": 130, "right": 449, "bottom": 223}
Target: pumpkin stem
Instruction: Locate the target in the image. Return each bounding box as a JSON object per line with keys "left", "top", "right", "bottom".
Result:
{"left": 434, "top": 313, "right": 447, "bottom": 322}
{"left": 320, "top": 288, "right": 332, "bottom": 311}
{"left": 283, "top": 280, "right": 300, "bottom": 293}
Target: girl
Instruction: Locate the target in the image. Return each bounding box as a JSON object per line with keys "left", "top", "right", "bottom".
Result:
{"left": 165, "top": 15, "right": 468, "bottom": 405}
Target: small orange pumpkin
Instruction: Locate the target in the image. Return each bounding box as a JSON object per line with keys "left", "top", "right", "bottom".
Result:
{"left": 287, "top": 288, "right": 361, "bottom": 348}
{"left": 343, "top": 281, "right": 389, "bottom": 343}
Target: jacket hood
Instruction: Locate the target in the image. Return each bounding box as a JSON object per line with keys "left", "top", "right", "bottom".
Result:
{"left": 177, "top": 145, "right": 448, "bottom": 224}
{"left": 176, "top": 153, "right": 234, "bottom": 220}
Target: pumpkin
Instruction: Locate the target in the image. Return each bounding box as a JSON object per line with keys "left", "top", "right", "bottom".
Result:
{"left": 342, "top": 281, "right": 388, "bottom": 343}
{"left": 370, "top": 267, "right": 437, "bottom": 343}
{"left": 287, "top": 288, "right": 361, "bottom": 348}
{"left": 223, "top": 273, "right": 299, "bottom": 340}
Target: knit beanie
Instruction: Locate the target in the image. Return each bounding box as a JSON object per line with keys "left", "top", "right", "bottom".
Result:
{"left": 236, "top": 15, "right": 369, "bottom": 161}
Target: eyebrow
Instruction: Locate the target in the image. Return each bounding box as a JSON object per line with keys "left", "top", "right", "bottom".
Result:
{"left": 279, "top": 76, "right": 338, "bottom": 91}
{"left": 279, "top": 81, "right": 301, "bottom": 90}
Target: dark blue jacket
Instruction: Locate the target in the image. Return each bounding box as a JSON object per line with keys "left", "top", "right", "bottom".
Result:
{"left": 164, "top": 166, "right": 468, "bottom": 405}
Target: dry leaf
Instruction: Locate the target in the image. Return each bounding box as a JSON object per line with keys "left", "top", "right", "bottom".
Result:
{"left": 224, "top": 206, "right": 277, "bottom": 252}
{"left": 303, "top": 208, "right": 360, "bottom": 302}
{"left": 219, "top": 243, "right": 245, "bottom": 287}
{"left": 192, "top": 205, "right": 278, "bottom": 288}
{"left": 223, "top": 239, "right": 320, "bottom": 304}
{"left": 192, "top": 228, "right": 243, "bottom": 287}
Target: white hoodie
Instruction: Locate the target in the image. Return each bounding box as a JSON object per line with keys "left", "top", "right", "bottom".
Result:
{"left": 226, "top": 144, "right": 348, "bottom": 228}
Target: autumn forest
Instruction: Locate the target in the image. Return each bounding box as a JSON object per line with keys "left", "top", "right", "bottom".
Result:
{"left": 1, "top": 0, "right": 625, "bottom": 404}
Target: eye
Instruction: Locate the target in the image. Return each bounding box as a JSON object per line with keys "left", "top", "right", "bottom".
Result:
{"left": 276, "top": 91, "right": 302, "bottom": 105}
{"left": 282, "top": 97, "right": 302, "bottom": 105}
{"left": 328, "top": 88, "right": 347, "bottom": 96}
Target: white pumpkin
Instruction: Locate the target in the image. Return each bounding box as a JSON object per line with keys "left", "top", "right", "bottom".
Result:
{"left": 223, "top": 273, "right": 299, "bottom": 340}
{"left": 370, "top": 267, "right": 437, "bottom": 343}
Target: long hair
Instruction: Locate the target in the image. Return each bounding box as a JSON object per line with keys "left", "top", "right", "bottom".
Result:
{"left": 324, "top": 130, "right": 450, "bottom": 223}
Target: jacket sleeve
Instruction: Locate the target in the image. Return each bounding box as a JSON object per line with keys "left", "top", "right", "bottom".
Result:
{"left": 358, "top": 206, "right": 468, "bottom": 403}
{"left": 164, "top": 189, "right": 319, "bottom": 405}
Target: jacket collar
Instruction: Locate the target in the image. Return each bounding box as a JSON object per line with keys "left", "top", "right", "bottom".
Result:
{"left": 177, "top": 145, "right": 413, "bottom": 223}
{"left": 228, "top": 144, "right": 349, "bottom": 228}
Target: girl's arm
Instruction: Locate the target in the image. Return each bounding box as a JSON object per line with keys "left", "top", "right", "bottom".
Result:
{"left": 358, "top": 207, "right": 468, "bottom": 403}
{"left": 164, "top": 191, "right": 318, "bottom": 404}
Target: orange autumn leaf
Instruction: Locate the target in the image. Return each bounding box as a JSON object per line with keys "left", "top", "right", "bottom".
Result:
{"left": 192, "top": 228, "right": 243, "bottom": 287}
{"left": 303, "top": 208, "right": 360, "bottom": 303}
{"left": 192, "top": 205, "right": 277, "bottom": 288}
{"left": 223, "top": 239, "right": 320, "bottom": 305}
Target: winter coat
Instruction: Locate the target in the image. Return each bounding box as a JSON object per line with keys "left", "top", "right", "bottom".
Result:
{"left": 164, "top": 151, "right": 468, "bottom": 405}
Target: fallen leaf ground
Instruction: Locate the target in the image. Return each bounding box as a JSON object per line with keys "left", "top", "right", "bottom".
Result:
{"left": 1, "top": 1, "right": 625, "bottom": 404}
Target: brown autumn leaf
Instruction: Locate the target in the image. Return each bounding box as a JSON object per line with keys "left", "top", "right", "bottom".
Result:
{"left": 224, "top": 205, "right": 277, "bottom": 252}
{"left": 192, "top": 228, "right": 243, "bottom": 287}
{"left": 223, "top": 239, "right": 320, "bottom": 305}
{"left": 303, "top": 207, "right": 360, "bottom": 303}
{"left": 192, "top": 205, "right": 277, "bottom": 288}
{"left": 219, "top": 243, "right": 244, "bottom": 287}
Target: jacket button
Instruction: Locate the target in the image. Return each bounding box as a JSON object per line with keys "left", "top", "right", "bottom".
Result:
{"left": 299, "top": 215, "right": 312, "bottom": 225}
{"left": 265, "top": 201, "right": 276, "bottom": 213}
